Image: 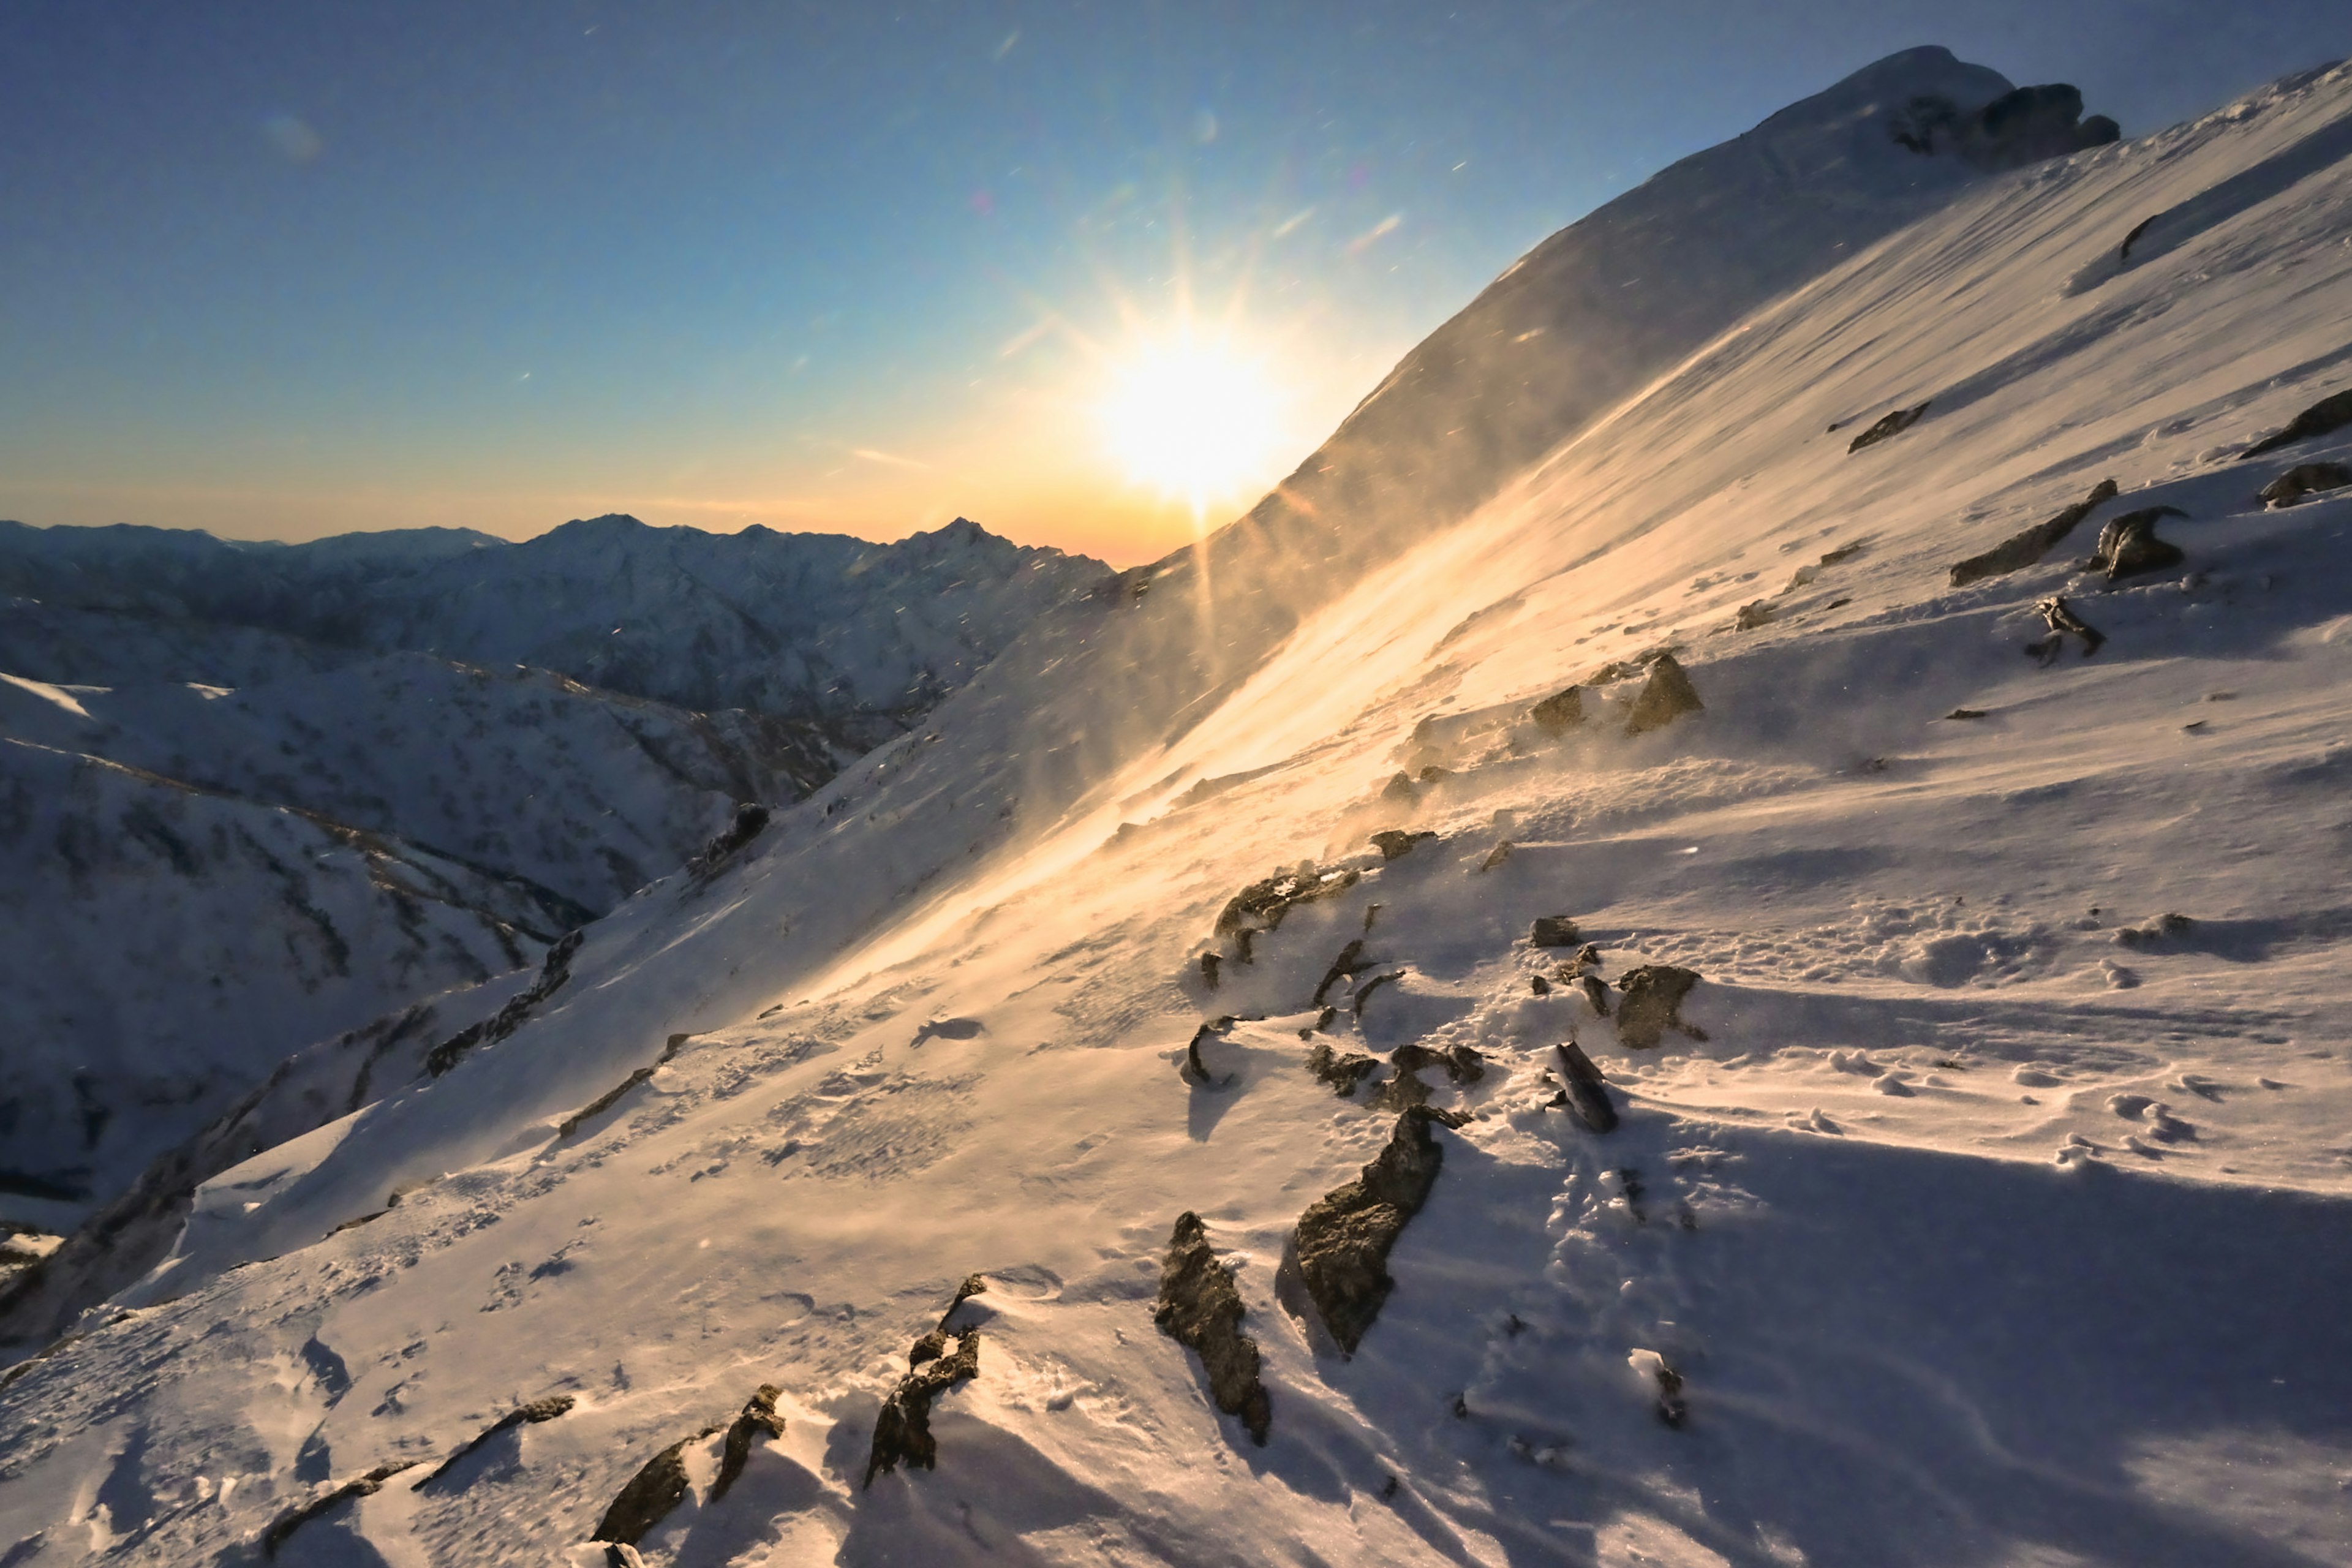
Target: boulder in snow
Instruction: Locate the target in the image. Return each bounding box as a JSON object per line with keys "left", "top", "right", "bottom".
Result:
{"left": 1615, "top": 965, "right": 1706, "bottom": 1049}
{"left": 1153, "top": 1212, "right": 1272, "bottom": 1445}
{"left": 2081, "top": 507, "right": 2187, "bottom": 581}
{"left": 1286, "top": 1107, "right": 1460, "bottom": 1354}
{"left": 1950, "top": 477, "right": 2120, "bottom": 586}
{"left": 2242, "top": 386, "right": 2352, "bottom": 458}
{"left": 2260, "top": 462, "right": 2352, "bottom": 508}
{"left": 1847, "top": 400, "right": 1931, "bottom": 453}
{"left": 1623, "top": 654, "right": 1705, "bottom": 736}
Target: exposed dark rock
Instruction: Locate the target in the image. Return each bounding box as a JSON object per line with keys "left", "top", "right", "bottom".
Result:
{"left": 1352, "top": 970, "right": 1405, "bottom": 1019}
{"left": 1568, "top": 941, "right": 1604, "bottom": 973}
{"left": 1182, "top": 1018, "right": 1238, "bottom": 1088}
{"left": 412, "top": 1394, "right": 576, "bottom": 1491}
{"left": 2114, "top": 912, "right": 2194, "bottom": 949}
{"left": 1847, "top": 401, "right": 1929, "bottom": 453}
{"left": 1477, "top": 841, "right": 1514, "bottom": 872}
{"left": 2081, "top": 507, "right": 2187, "bottom": 581}
{"left": 1528, "top": 686, "right": 1585, "bottom": 734}
{"left": 1819, "top": 541, "right": 1865, "bottom": 565}
{"left": 1380, "top": 771, "right": 1419, "bottom": 804}
{"left": 1624, "top": 654, "right": 1704, "bottom": 737}
{"left": 1615, "top": 965, "right": 1705, "bottom": 1050}
{"left": 1888, "top": 83, "right": 2117, "bottom": 170}
{"left": 1949, "top": 477, "right": 2119, "bottom": 586}
{"left": 686, "top": 802, "right": 771, "bottom": 881}
{"left": 2027, "top": 596, "right": 2106, "bottom": 663}
{"left": 910, "top": 1017, "right": 984, "bottom": 1046}
{"left": 1376, "top": 1042, "right": 1485, "bottom": 1110}
{"left": 1306, "top": 1039, "right": 1381, "bottom": 1096}
{"left": 1550, "top": 1039, "right": 1619, "bottom": 1133}
{"left": 262, "top": 1462, "right": 420, "bottom": 1558}
{"left": 1199, "top": 952, "right": 1221, "bottom": 990}
{"left": 1653, "top": 1360, "right": 1689, "bottom": 1427}
{"left": 1530, "top": 916, "right": 1582, "bottom": 948}
{"left": 2260, "top": 462, "right": 2352, "bottom": 508}
{"left": 1287, "top": 1107, "right": 1457, "bottom": 1354}
{"left": 1153, "top": 1212, "right": 1272, "bottom": 1445}
{"left": 1944, "top": 707, "right": 1989, "bottom": 720}
{"left": 2118, "top": 214, "right": 2156, "bottom": 263}
{"left": 1370, "top": 829, "right": 1436, "bottom": 861}
{"left": 605, "top": 1547, "right": 646, "bottom": 1568}
{"left": 1312, "top": 940, "right": 1368, "bottom": 1007}
{"left": 2242, "top": 388, "right": 2352, "bottom": 459}
{"left": 1529, "top": 974, "right": 1552, "bottom": 996}
{"left": 593, "top": 1425, "right": 723, "bottom": 1545}
{"left": 1417, "top": 765, "right": 1453, "bottom": 784}
{"left": 1298, "top": 1005, "right": 1339, "bottom": 1038}
{"left": 425, "top": 928, "right": 585, "bottom": 1077}
{"left": 1735, "top": 601, "right": 1777, "bottom": 631}
{"left": 1578, "top": 974, "right": 1612, "bottom": 1016}
{"left": 1215, "top": 865, "right": 1362, "bottom": 938}
{"left": 709, "top": 1385, "right": 786, "bottom": 1504}
{"left": 864, "top": 1278, "right": 987, "bottom": 1487}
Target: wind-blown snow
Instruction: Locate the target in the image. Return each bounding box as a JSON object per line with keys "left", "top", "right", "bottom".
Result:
{"left": 5, "top": 47, "right": 2352, "bottom": 1568}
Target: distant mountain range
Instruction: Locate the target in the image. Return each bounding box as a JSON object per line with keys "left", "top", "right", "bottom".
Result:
{"left": 0, "top": 513, "right": 1107, "bottom": 1220}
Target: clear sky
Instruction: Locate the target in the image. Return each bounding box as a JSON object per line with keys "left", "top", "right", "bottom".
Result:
{"left": 4, "top": 2, "right": 2342, "bottom": 565}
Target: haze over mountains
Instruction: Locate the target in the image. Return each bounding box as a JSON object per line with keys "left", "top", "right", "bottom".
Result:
{"left": 7, "top": 43, "right": 2352, "bottom": 1567}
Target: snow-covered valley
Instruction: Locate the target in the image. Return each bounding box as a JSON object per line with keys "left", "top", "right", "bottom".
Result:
{"left": 6, "top": 44, "right": 2352, "bottom": 1567}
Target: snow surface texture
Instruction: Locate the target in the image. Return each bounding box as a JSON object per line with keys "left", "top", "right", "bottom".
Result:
{"left": 0, "top": 519, "right": 1105, "bottom": 1228}
{"left": 8, "top": 45, "right": 2352, "bottom": 1567}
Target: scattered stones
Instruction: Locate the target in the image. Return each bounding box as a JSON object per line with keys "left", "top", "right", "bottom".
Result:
{"left": 593, "top": 1425, "right": 723, "bottom": 1547}
{"left": 2242, "top": 387, "right": 2352, "bottom": 459}
{"left": 1370, "top": 829, "right": 1436, "bottom": 861}
{"left": 1624, "top": 654, "right": 1704, "bottom": 737}
{"left": 1313, "top": 939, "right": 1368, "bottom": 1006}
{"left": 1530, "top": 916, "right": 1581, "bottom": 948}
{"left": 1614, "top": 965, "right": 1705, "bottom": 1050}
{"left": 1215, "top": 864, "right": 1362, "bottom": 938}
{"left": 1949, "top": 477, "right": 2119, "bottom": 587}
{"left": 709, "top": 1385, "right": 786, "bottom": 1504}
{"left": 1847, "top": 401, "right": 1930, "bottom": 453}
{"left": 2260, "top": 462, "right": 2352, "bottom": 508}
{"left": 1528, "top": 686, "right": 1585, "bottom": 734}
{"left": 1306, "top": 1039, "right": 1382, "bottom": 1096}
{"left": 262, "top": 1463, "right": 420, "bottom": 1558}
{"left": 1286, "top": 1107, "right": 1459, "bottom": 1354}
{"left": 412, "top": 1395, "right": 577, "bottom": 1491}
{"left": 864, "top": 1279, "right": 987, "bottom": 1487}
{"left": 1550, "top": 1039, "right": 1619, "bottom": 1133}
{"left": 2081, "top": 507, "right": 2187, "bottom": 581}
{"left": 2027, "top": 596, "right": 2106, "bottom": 663}
{"left": 1153, "top": 1212, "right": 1272, "bottom": 1445}
{"left": 1735, "top": 600, "right": 1777, "bottom": 631}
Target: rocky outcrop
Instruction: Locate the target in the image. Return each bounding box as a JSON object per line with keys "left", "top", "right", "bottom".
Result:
{"left": 1306, "top": 1039, "right": 1382, "bottom": 1096}
{"left": 1286, "top": 1107, "right": 1460, "bottom": 1354}
{"left": 1847, "top": 401, "right": 1931, "bottom": 453}
{"left": 709, "top": 1384, "right": 787, "bottom": 1504}
{"left": 424, "top": 928, "right": 584, "bottom": 1077}
{"left": 592, "top": 1425, "right": 723, "bottom": 1547}
{"left": 556, "top": 1034, "right": 693, "bottom": 1140}
{"left": 1369, "top": 829, "right": 1436, "bottom": 861}
{"left": 1550, "top": 1039, "right": 1619, "bottom": 1133}
{"left": 262, "top": 1462, "right": 418, "bottom": 1558}
{"left": 2081, "top": 508, "right": 2187, "bottom": 581}
{"left": 685, "top": 802, "right": 772, "bottom": 883}
{"left": 1949, "top": 478, "right": 2119, "bottom": 586}
{"left": 864, "top": 1277, "right": 987, "bottom": 1487}
{"left": 1153, "top": 1212, "right": 1272, "bottom": 1444}
{"left": 1615, "top": 965, "right": 1706, "bottom": 1050}
{"left": 1624, "top": 654, "right": 1705, "bottom": 736}
{"left": 2260, "top": 462, "right": 2352, "bottom": 508}
{"left": 412, "top": 1394, "right": 576, "bottom": 1491}
{"left": 2027, "top": 596, "right": 2106, "bottom": 663}
{"left": 2242, "top": 387, "right": 2352, "bottom": 458}
{"left": 1182, "top": 1018, "right": 1238, "bottom": 1088}
{"left": 1215, "top": 864, "right": 1362, "bottom": 939}
{"left": 1888, "top": 83, "right": 2117, "bottom": 170}
{"left": 1312, "top": 940, "right": 1370, "bottom": 1008}
{"left": 1528, "top": 686, "right": 1585, "bottom": 734}
{"left": 1529, "top": 916, "right": 1582, "bottom": 948}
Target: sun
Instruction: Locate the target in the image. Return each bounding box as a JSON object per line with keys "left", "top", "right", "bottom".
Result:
{"left": 1098, "top": 333, "right": 1286, "bottom": 522}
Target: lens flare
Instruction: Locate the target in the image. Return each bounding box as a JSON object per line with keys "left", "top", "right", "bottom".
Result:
{"left": 1098, "top": 334, "right": 1285, "bottom": 524}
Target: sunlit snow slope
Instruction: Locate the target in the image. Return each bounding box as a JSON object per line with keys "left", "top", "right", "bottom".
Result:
{"left": 6, "top": 48, "right": 2352, "bottom": 1568}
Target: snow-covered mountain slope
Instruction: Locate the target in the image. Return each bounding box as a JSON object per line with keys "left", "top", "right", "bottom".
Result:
{"left": 0, "top": 737, "right": 567, "bottom": 1226}
{"left": 0, "top": 513, "right": 1110, "bottom": 736}
{"left": 8, "top": 47, "right": 2352, "bottom": 1568}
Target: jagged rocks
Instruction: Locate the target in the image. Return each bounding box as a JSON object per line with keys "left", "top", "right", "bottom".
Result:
{"left": 1734, "top": 600, "right": 1777, "bottom": 632}
{"left": 1312, "top": 940, "right": 1368, "bottom": 1007}
{"left": 1847, "top": 401, "right": 1929, "bottom": 453}
{"left": 1528, "top": 686, "right": 1585, "bottom": 734}
{"left": 709, "top": 1385, "right": 786, "bottom": 1504}
{"left": 1949, "top": 478, "right": 2119, "bottom": 586}
{"left": 1380, "top": 771, "right": 1419, "bottom": 804}
{"left": 2261, "top": 462, "right": 2352, "bottom": 508}
{"left": 1215, "top": 864, "right": 1362, "bottom": 938}
{"left": 1369, "top": 829, "right": 1436, "bottom": 861}
{"left": 1614, "top": 965, "right": 1706, "bottom": 1050}
{"left": 1368, "top": 1041, "right": 1483, "bottom": 1111}
{"left": 424, "top": 928, "right": 584, "bottom": 1077}
{"left": 412, "top": 1393, "right": 576, "bottom": 1491}
{"left": 1888, "top": 83, "right": 2117, "bottom": 170}
{"left": 1306, "top": 1039, "right": 1381, "bottom": 1097}
{"left": 864, "top": 1278, "right": 987, "bottom": 1487}
{"left": 1286, "top": 1107, "right": 1460, "bottom": 1354}
{"left": 686, "top": 802, "right": 771, "bottom": 881}
{"left": 1624, "top": 654, "right": 1704, "bottom": 737}
{"left": 1153, "top": 1212, "right": 1272, "bottom": 1445}
{"left": 2082, "top": 507, "right": 2187, "bottom": 581}
{"left": 2242, "top": 387, "right": 2352, "bottom": 458}
{"left": 1529, "top": 916, "right": 1582, "bottom": 948}
{"left": 1550, "top": 1039, "right": 1619, "bottom": 1133}
{"left": 1477, "top": 841, "right": 1514, "bottom": 872}
{"left": 262, "top": 1462, "right": 419, "bottom": 1558}
{"left": 2027, "top": 596, "right": 2106, "bottom": 663}
{"left": 592, "top": 1423, "right": 723, "bottom": 1547}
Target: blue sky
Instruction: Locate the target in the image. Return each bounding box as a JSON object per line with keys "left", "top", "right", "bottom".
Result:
{"left": 2, "top": 2, "right": 2341, "bottom": 562}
